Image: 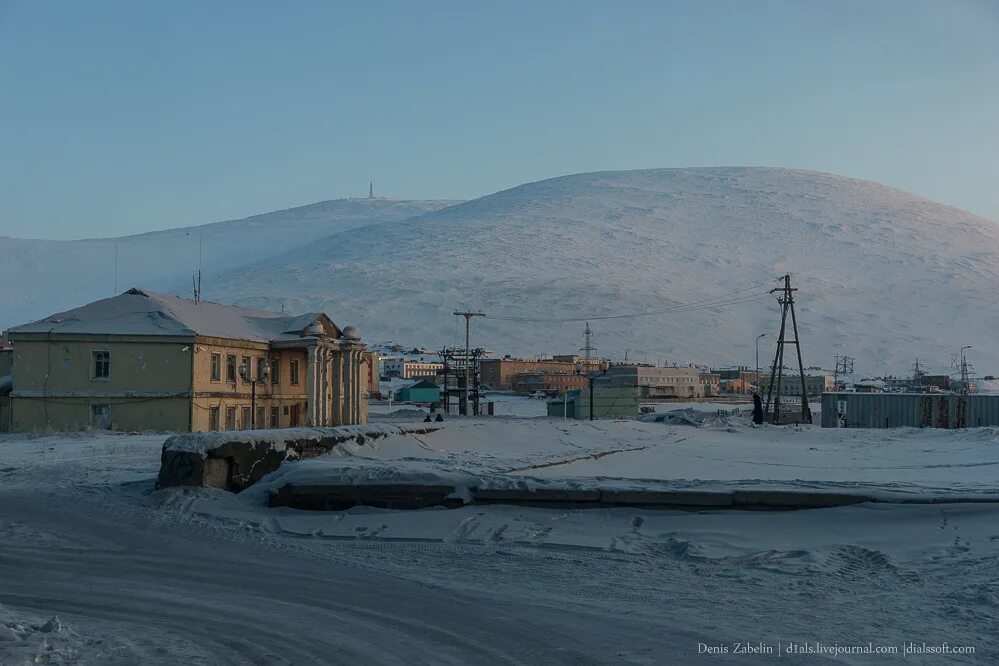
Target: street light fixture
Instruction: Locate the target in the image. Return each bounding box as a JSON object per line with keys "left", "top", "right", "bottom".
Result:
{"left": 239, "top": 358, "right": 270, "bottom": 429}
{"left": 755, "top": 333, "right": 767, "bottom": 387}
{"left": 576, "top": 359, "right": 611, "bottom": 421}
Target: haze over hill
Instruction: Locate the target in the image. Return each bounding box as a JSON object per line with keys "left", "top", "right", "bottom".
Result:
{"left": 4, "top": 167, "right": 998, "bottom": 375}
{"left": 207, "top": 168, "right": 999, "bottom": 375}
{"left": 0, "top": 198, "right": 457, "bottom": 334}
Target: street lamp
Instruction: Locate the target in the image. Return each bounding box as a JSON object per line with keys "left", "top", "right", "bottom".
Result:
{"left": 239, "top": 358, "right": 270, "bottom": 429}
{"left": 576, "top": 359, "right": 611, "bottom": 421}
{"left": 755, "top": 333, "right": 767, "bottom": 386}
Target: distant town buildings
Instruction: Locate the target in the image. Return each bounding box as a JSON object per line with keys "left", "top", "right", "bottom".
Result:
{"left": 480, "top": 355, "right": 604, "bottom": 391}
{"left": 758, "top": 373, "right": 834, "bottom": 398}
{"left": 382, "top": 358, "right": 444, "bottom": 380}
{"left": 598, "top": 365, "right": 707, "bottom": 399}
{"left": 4, "top": 288, "right": 368, "bottom": 432}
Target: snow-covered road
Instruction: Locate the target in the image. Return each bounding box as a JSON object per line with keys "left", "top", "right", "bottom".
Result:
{"left": 2, "top": 427, "right": 997, "bottom": 664}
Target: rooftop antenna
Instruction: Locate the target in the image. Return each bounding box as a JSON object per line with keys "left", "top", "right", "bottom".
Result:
{"left": 188, "top": 230, "right": 203, "bottom": 304}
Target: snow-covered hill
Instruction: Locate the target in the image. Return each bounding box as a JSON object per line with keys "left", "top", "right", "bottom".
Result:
{"left": 0, "top": 198, "right": 457, "bottom": 333}
{"left": 203, "top": 168, "right": 999, "bottom": 374}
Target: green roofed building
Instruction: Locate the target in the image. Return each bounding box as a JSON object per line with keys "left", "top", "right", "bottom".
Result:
{"left": 394, "top": 380, "right": 441, "bottom": 404}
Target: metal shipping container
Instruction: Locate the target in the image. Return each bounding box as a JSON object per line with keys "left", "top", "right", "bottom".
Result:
{"left": 821, "top": 392, "right": 999, "bottom": 428}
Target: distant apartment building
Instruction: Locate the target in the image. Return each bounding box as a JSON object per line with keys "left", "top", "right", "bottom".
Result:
{"left": 699, "top": 372, "right": 721, "bottom": 397}
{"left": 758, "top": 374, "right": 834, "bottom": 398}
{"left": 364, "top": 351, "right": 381, "bottom": 398}
{"left": 510, "top": 371, "right": 588, "bottom": 395}
{"left": 597, "top": 365, "right": 706, "bottom": 399}
{"left": 382, "top": 358, "right": 444, "bottom": 379}
{"left": 480, "top": 356, "right": 604, "bottom": 390}
{"left": 4, "top": 288, "right": 368, "bottom": 432}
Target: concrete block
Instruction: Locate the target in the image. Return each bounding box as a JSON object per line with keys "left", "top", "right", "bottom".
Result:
{"left": 732, "top": 490, "right": 871, "bottom": 508}
{"left": 269, "top": 483, "right": 457, "bottom": 511}
{"left": 600, "top": 489, "right": 735, "bottom": 507}
{"left": 474, "top": 487, "right": 602, "bottom": 503}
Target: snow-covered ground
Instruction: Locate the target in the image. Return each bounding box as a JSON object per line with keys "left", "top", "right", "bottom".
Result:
{"left": 1, "top": 419, "right": 996, "bottom": 663}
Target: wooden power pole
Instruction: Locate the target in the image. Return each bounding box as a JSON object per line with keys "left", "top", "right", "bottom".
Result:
{"left": 453, "top": 311, "right": 485, "bottom": 415}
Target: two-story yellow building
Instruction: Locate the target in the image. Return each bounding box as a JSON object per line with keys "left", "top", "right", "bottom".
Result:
{"left": 6, "top": 288, "right": 368, "bottom": 432}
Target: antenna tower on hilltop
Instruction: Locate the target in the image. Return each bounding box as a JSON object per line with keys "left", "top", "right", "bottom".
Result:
{"left": 580, "top": 323, "right": 596, "bottom": 365}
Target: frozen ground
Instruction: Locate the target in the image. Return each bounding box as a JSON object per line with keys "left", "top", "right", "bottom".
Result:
{"left": 1, "top": 420, "right": 997, "bottom": 664}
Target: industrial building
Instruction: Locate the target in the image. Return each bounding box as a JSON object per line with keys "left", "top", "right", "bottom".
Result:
{"left": 821, "top": 392, "right": 999, "bottom": 429}
{"left": 547, "top": 387, "right": 639, "bottom": 419}
{"left": 4, "top": 288, "right": 368, "bottom": 432}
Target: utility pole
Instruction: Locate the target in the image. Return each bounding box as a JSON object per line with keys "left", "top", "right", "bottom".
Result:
{"left": 960, "top": 346, "right": 973, "bottom": 395}
{"left": 763, "top": 275, "right": 811, "bottom": 425}
{"left": 834, "top": 355, "right": 854, "bottom": 390}
{"left": 911, "top": 358, "right": 924, "bottom": 391}
{"left": 453, "top": 311, "right": 485, "bottom": 415}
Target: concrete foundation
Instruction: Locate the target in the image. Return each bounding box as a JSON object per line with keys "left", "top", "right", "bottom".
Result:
{"left": 156, "top": 425, "right": 440, "bottom": 492}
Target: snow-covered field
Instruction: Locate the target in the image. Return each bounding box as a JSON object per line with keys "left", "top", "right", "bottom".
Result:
{"left": 2, "top": 415, "right": 997, "bottom": 663}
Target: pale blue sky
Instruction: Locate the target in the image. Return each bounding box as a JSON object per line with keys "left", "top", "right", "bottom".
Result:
{"left": 2, "top": 0, "right": 997, "bottom": 239}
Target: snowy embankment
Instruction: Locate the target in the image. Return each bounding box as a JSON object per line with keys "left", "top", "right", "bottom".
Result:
{"left": 2, "top": 424, "right": 998, "bottom": 662}
{"left": 240, "top": 417, "right": 999, "bottom": 505}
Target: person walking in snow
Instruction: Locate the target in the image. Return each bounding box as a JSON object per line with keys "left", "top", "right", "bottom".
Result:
{"left": 752, "top": 391, "right": 764, "bottom": 425}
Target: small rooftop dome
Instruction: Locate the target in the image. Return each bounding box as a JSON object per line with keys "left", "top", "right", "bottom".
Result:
{"left": 341, "top": 325, "right": 360, "bottom": 340}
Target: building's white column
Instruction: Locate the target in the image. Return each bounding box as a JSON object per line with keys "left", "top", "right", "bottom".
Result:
{"left": 306, "top": 345, "right": 318, "bottom": 426}
{"left": 331, "top": 346, "right": 343, "bottom": 426}
{"left": 316, "top": 347, "right": 325, "bottom": 427}
{"left": 339, "top": 348, "right": 349, "bottom": 425}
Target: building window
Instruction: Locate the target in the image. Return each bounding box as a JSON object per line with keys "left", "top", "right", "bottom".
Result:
{"left": 225, "top": 406, "right": 236, "bottom": 430}
{"left": 290, "top": 359, "right": 300, "bottom": 385}
{"left": 91, "top": 404, "right": 111, "bottom": 429}
{"left": 241, "top": 356, "right": 251, "bottom": 384}
{"left": 226, "top": 355, "right": 237, "bottom": 383}
{"left": 256, "top": 406, "right": 265, "bottom": 430}
{"left": 270, "top": 406, "right": 280, "bottom": 428}
{"left": 241, "top": 406, "right": 251, "bottom": 429}
{"left": 210, "top": 353, "right": 222, "bottom": 382}
{"left": 92, "top": 351, "right": 110, "bottom": 380}
{"left": 270, "top": 357, "right": 280, "bottom": 385}
{"left": 209, "top": 406, "right": 220, "bottom": 431}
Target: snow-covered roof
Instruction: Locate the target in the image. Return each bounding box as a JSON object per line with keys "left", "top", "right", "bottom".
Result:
{"left": 7, "top": 288, "right": 340, "bottom": 343}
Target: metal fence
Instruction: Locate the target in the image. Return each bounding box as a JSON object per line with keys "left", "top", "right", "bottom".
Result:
{"left": 821, "top": 392, "right": 999, "bottom": 428}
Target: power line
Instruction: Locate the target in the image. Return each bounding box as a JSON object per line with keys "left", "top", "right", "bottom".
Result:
{"left": 484, "top": 277, "right": 783, "bottom": 323}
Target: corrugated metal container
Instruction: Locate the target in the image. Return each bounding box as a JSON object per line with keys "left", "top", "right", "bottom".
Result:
{"left": 821, "top": 392, "right": 999, "bottom": 428}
